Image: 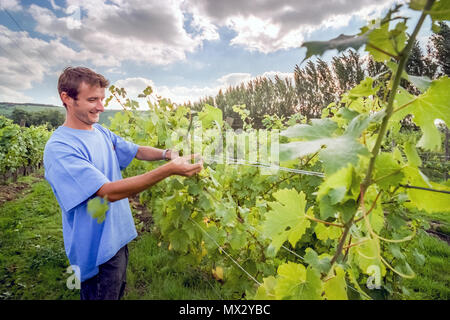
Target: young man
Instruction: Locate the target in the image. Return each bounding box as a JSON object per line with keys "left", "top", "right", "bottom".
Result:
{"left": 43, "top": 66, "right": 203, "bottom": 300}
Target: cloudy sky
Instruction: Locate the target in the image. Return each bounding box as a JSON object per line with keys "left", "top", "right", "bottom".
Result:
{"left": 0, "top": 0, "right": 429, "bottom": 109}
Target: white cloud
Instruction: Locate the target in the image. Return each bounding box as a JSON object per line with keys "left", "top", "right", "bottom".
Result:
{"left": 1, "top": 0, "right": 404, "bottom": 103}
{"left": 0, "top": 85, "right": 34, "bottom": 103}
{"left": 110, "top": 77, "right": 219, "bottom": 107}
{"left": 259, "top": 71, "right": 294, "bottom": 82}
{"left": 29, "top": 0, "right": 214, "bottom": 67}
{"left": 0, "top": 25, "right": 97, "bottom": 102}
{"left": 189, "top": 0, "right": 396, "bottom": 53}
{"left": 217, "top": 73, "right": 252, "bottom": 87}
{"left": 0, "top": 0, "right": 22, "bottom": 11}
{"left": 27, "top": 0, "right": 398, "bottom": 64}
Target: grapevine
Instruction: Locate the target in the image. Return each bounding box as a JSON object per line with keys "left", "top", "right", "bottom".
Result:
{"left": 96, "top": 0, "right": 450, "bottom": 300}
{"left": 0, "top": 115, "right": 51, "bottom": 180}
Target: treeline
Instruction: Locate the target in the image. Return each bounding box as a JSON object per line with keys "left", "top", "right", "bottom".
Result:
{"left": 9, "top": 108, "right": 65, "bottom": 129}
{"left": 184, "top": 22, "right": 449, "bottom": 128}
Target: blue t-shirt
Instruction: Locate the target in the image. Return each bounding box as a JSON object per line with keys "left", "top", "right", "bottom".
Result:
{"left": 43, "top": 123, "right": 139, "bottom": 282}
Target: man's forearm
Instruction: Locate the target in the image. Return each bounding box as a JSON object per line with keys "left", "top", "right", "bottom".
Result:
{"left": 135, "top": 146, "right": 165, "bottom": 161}
{"left": 96, "top": 161, "right": 174, "bottom": 202}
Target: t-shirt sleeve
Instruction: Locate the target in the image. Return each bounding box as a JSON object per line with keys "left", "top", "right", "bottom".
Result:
{"left": 45, "top": 144, "right": 110, "bottom": 212}
{"left": 107, "top": 129, "right": 139, "bottom": 170}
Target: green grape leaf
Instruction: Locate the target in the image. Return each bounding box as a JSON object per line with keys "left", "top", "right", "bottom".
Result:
{"left": 254, "top": 276, "right": 277, "bottom": 300}
{"left": 319, "top": 195, "right": 337, "bottom": 220}
{"left": 281, "top": 112, "right": 379, "bottom": 175}
{"left": 301, "top": 33, "right": 367, "bottom": 63}
{"left": 391, "top": 87, "right": 416, "bottom": 119}
{"left": 262, "top": 189, "right": 311, "bottom": 254}
{"left": 215, "top": 202, "right": 237, "bottom": 227}
{"left": 364, "top": 186, "right": 385, "bottom": 234}
{"left": 229, "top": 228, "right": 247, "bottom": 250}
{"left": 366, "top": 21, "right": 407, "bottom": 62}
{"left": 315, "top": 223, "right": 342, "bottom": 241}
{"left": 346, "top": 268, "right": 371, "bottom": 300}
{"left": 407, "top": 75, "right": 432, "bottom": 93}
{"left": 87, "top": 197, "right": 109, "bottom": 224}
{"left": 412, "top": 249, "right": 426, "bottom": 266}
{"left": 409, "top": 0, "right": 427, "bottom": 11}
{"left": 342, "top": 77, "right": 379, "bottom": 102}
{"left": 403, "top": 166, "right": 450, "bottom": 213}
{"left": 317, "top": 164, "right": 355, "bottom": 204}
{"left": 280, "top": 134, "right": 370, "bottom": 175}
{"left": 304, "top": 248, "right": 331, "bottom": 274}
{"left": 404, "top": 141, "right": 422, "bottom": 167}
{"left": 353, "top": 238, "right": 386, "bottom": 277}
{"left": 275, "top": 263, "right": 323, "bottom": 300}
{"left": 387, "top": 60, "right": 432, "bottom": 93}
{"left": 324, "top": 266, "right": 348, "bottom": 300}
{"left": 428, "top": 0, "right": 450, "bottom": 21}
{"left": 168, "top": 229, "right": 189, "bottom": 253}
{"left": 274, "top": 262, "right": 305, "bottom": 299}
{"left": 373, "top": 152, "right": 405, "bottom": 190}
{"left": 281, "top": 118, "right": 338, "bottom": 139}
{"left": 393, "top": 77, "right": 450, "bottom": 151}
{"left": 344, "top": 113, "right": 374, "bottom": 138}
{"left": 389, "top": 244, "right": 405, "bottom": 260}
{"left": 198, "top": 104, "right": 223, "bottom": 129}
{"left": 202, "top": 224, "right": 227, "bottom": 251}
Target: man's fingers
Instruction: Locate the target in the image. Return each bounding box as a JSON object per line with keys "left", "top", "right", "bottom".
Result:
{"left": 184, "top": 161, "right": 203, "bottom": 176}
{"left": 183, "top": 153, "right": 203, "bottom": 163}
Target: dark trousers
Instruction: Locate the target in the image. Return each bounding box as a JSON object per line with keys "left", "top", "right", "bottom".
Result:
{"left": 80, "top": 245, "right": 129, "bottom": 300}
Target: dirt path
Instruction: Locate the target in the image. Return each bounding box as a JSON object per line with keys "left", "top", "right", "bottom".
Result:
{"left": 0, "top": 173, "right": 43, "bottom": 206}
{"left": 129, "top": 194, "right": 153, "bottom": 235}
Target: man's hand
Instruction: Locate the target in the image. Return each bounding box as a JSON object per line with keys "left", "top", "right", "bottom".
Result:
{"left": 168, "top": 154, "right": 203, "bottom": 177}
{"left": 166, "top": 149, "right": 179, "bottom": 160}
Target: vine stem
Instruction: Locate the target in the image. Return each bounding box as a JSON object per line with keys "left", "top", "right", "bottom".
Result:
{"left": 366, "top": 43, "right": 399, "bottom": 60}
{"left": 354, "top": 190, "right": 383, "bottom": 223}
{"left": 306, "top": 215, "right": 345, "bottom": 228}
{"left": 326, "top": 0, "right": 435, "bottom": 277}
{"left": 111, "top": 91, "right": 127, "bottom": 111}
{"left": 362, "top": 0, "right": 435, "bottom": 191}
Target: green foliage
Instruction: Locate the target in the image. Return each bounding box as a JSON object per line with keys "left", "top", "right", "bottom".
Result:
{"left": 96, "top": 1, "right": 449, "bottom": 301}
{"left": 301, "top": 34, "right": 367, "bottom": 63}
{"left": 0, "top": 116, "right": 51, "bottom": 176}
{"left": 262, "top": 189, "right": 311, "bottom": 254}
{"left": 198, "top": 104, "right": 223, "bottom": 129}
{"left": 87, "top": 197, "right": 109, "bottom": 223}
{"left": 10, "top": 108, "right": 64, "bottom": 129}
{"left": 392, "top": 76, "right": 450, "bottom": 151}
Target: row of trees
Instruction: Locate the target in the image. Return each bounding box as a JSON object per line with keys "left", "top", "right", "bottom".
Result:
{"left": 9, "top": 108, "right": 65, "bottom": 129}
{"left": 184, "top": 22, "right": 449, "bottom": 128}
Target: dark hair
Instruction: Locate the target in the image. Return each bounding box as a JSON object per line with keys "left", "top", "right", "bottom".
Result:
{"left": 58, "top": 66, "right": 109, "bottom": 107}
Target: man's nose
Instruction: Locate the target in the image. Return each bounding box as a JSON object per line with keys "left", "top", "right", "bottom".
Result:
{"left": 96, "top": 100, "right": 105, "bottom": 112}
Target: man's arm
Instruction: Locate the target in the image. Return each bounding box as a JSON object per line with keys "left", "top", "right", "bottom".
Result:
{"left": 96, "top": 154, "right": 202, "bottom": 202}
{"left": 135, "top": 146, "right": 178, "bottom": 161}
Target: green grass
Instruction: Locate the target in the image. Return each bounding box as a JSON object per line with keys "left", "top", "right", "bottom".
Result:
{"left": 399, "top": 229, "right": 450, "bottom": 300}
{"left": 125, "top": 233, "right": 225, "bottom": 300}
{"left": 0, "top": 171, "right": 227, "bottom": 300}
{"left": 0, "top": 173, "right": 78, "bottom": 299}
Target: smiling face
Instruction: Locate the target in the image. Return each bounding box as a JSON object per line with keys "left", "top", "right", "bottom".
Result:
{"left": 62, "top": 81, "right": 106, "bottom": 130}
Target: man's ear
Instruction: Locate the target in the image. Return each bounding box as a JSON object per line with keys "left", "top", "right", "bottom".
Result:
{"left": 60, "top": 92, "right": 72, "bottom": 108}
